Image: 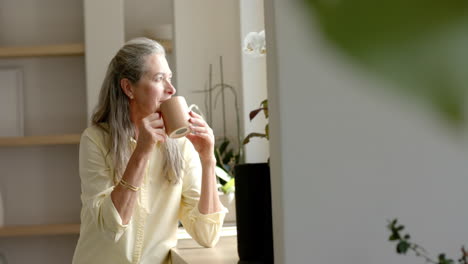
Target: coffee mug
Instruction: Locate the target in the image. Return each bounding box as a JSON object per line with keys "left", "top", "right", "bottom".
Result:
{"left": 160, "top": 96, "right": 196, "bottom": 138}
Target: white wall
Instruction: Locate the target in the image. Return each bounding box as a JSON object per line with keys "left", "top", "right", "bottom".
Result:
{"left": 240, "top": 0, "right": 269, "bottom": 163}
{"left": 124, "top": 0, "right": 175, "bottom": 69}
{"left": 265, "top": 1, "right": 468, "bottom": 263}
{"left": 0, "top": 0, "right": 84, "bottom": 46}
{"left": 84, "top": 0, "right": 125, "bottom": 122}
{"left": 124, "top": 0, "right": 172, "bottom": 40}
{"left": 173, "top": 0, "right": 243, "bottom": 151}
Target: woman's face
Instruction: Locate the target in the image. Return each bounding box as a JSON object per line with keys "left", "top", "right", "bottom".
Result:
{"left": 129, "top": 53, "right": 176, "bottom": 118}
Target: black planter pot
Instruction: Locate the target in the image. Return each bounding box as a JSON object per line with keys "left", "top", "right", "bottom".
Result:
{"left": 234, "top": 163, "right": 274, "bottom": 264}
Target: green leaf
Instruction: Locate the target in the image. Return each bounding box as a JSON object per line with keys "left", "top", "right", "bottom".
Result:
{"left": 249, "top": 108, "right": 267, "bottom": 121}
{"left": 214, "top": 148, "right": 224, "bottom": 168}
{"left": 243, "top": 133, "right": 268, "bottom": 145}
{"left": 223, "top": 149, "right": 234, "bottom": 165}
{"left": 396, "top": 241, "right": 410, "bottom": 254}
{"left": 260, "top": 99, "right": 269, "bottom": 118}
{"left": 233, "top": 153, "right": 240, "bottom": 165}
{"left": 389, "top": 233, "right": 400, "bottom": 241}
{"left": 265, "top": 123, "right": 269, "bottom": 140}
{"left": 303, "top": 0, "right": 468, "bottom": 129}
{"left": 215, "top": 166, "right": 232, "bottom": 182}
{"left": 438, "top": 253, "right": 455, "bottom": 264}
{"left": 218, "top": 140, "right": 230, "bottom": 155}
{"left": 221, "top": 178, "right": 235, "bottom": 193}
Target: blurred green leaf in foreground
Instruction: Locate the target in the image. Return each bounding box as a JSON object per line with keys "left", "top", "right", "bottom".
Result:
{"left": 303, "top": 0, "right": 468, "bottom": 129}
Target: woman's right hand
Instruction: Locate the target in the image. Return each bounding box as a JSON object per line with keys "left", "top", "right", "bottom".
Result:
{"left": 136, "top": 112, "right": 166, "bottom": 154}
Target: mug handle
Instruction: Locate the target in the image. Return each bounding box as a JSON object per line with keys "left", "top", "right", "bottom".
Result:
{"left": 188, "top": 104, "right": 205, "bottom": 119}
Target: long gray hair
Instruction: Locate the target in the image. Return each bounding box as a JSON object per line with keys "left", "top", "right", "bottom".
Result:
{"left": 92, "top": 37, "right": 183, "bottom": 184}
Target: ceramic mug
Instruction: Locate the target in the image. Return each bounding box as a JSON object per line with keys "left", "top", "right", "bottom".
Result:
{"left": 160, "top": 96, "right": 196, "bottom": 138}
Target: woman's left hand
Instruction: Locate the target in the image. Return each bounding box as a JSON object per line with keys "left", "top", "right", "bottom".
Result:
{"left": 186, "top": 111, "right": 215, "bottom": 161}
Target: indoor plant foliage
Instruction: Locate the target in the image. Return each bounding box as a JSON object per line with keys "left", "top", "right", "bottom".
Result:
{"left": 235, "top": 99, "right": 273, "bottom": 263}
{"left": 193, "top": 56, "right": 242, "bottom": 194}
{"left": 303, "top": 0, "right": 468, "bottom": 129}
{"left": 242, "top": 29, "right": 269, "bottom": 146}
{"left": 243, "top": 99, "right": 269, "bottom": 145}
{"left": 387, "top": 219, "right": 468, "bottom": 264}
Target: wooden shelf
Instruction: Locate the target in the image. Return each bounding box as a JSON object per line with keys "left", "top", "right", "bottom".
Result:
{"left": 0, "top": 43, "right": 84, "bottom": 58}
{"left": 0, "top": 134, "right": 81, "bottom": 147}
{"left": 0, "top": 224, "right": 80, "bottom": 237}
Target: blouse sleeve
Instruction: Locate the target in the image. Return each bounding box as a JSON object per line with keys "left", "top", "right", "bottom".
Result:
{"left": 79, "top": 128, "right": 128, "bottom": 242}
{"left": 178, "top": 139, "right": 228, "bottom": 248}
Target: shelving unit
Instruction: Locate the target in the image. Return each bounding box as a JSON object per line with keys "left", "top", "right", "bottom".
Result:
{"left": 0, "top": 2, "right": 87, "bottom": 264}
{"left": 0, "top": 134, "right": 81, "bottom": 147}
{"left": 0, "top": 1, "right": 175, "bottom": 263}
{"left": 0, "top": 224, "right": 80, "bottom": 237}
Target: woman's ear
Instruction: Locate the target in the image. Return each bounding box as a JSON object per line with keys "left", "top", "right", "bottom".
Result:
{"left": 120, "top": 78, "right": 134, "bottom": 99}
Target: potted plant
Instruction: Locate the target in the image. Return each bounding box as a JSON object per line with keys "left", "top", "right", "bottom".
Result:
{"left": 232, "top": 29, "right": 274, "bottom": 263}
{"left": 234, "top": 98, "right": 274, "bottom": 264}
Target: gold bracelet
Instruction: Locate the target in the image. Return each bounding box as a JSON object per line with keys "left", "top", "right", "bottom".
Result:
{"left": 119, "top": 178, "right": 140, "bottom": 192}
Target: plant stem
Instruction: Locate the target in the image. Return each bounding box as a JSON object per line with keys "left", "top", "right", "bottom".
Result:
{"left": 210, "top": 84, "right": 242, "bottom": 159}
{"left": 193, "top": 83, "right": 244, "bottom": 162}
{"left": 410, "top": 244, "right": 438, "bottom": 264}
{"left": 219, "top": 56, "right": 226, "bottom": 140}
{"left": 209, "top": 64, "right": 213, "bottom": 127}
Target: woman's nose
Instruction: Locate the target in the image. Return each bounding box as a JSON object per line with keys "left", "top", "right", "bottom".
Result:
{"left": 166, "top": 81, "right": 176, "bottom": 95}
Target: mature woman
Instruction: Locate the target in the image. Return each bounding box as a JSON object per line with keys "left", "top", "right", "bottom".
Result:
{"left": 72, "top": 38, "right": 226, "bottom": 264}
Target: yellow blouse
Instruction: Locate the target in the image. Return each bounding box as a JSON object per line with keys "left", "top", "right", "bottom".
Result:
{"left": 72, "top": 126, "right": 227, "bottom": 264}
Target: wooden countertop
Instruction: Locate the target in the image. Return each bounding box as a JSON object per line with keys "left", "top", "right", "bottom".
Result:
{"left": 172, "top": 226, "right": 238, "bottom": 264}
